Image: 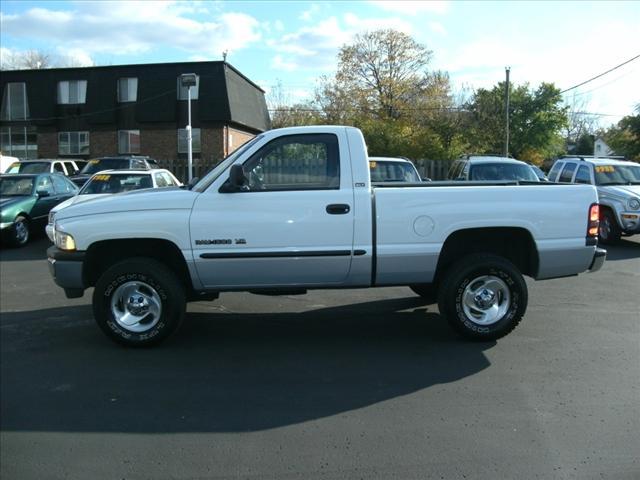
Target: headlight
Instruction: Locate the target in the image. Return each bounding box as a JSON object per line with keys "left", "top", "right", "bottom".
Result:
{"left": 55, "top": 230, "right": 76, "bottom": 251}
{"left": 628, "top": 198, "right": 640, "bottom": 210}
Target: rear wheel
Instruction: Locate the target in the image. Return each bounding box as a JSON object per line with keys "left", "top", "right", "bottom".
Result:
{"left": 599, "top": 209, "right": 621, "bottom": 245}
{"left": 437, "top": 254, "right": 528, "bottom": 341}
{"left": 93, "top": 258, "right": 186, "bottom": 347}
{"left": 10, "top": 215, "right": 30, "bottom": 247}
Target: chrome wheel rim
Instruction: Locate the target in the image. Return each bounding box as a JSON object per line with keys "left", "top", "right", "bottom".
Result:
{"left": 14, "top": 220, "right": 29, "bottom": 244}
{"left": 110, "top": 281, "right": 162, "bottom": 333}
{"left": 461, "top": 275, "right": 511, "bottom": 325}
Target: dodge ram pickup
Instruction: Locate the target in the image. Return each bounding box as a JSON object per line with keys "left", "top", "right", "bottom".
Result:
{"left": 47, "top": 126, "right": 606, "bottom": 346}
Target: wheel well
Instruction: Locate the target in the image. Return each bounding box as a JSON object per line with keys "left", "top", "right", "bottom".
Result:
{"left": 83, "top": 239, "right": 193, "bottom": 291}
{"left": 435, "top": 227, "right": 538, "bottom": 281}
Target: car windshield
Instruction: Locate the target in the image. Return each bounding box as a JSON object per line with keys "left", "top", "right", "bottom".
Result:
{"left": 594, "top": 164, "right": 640, "bottom": 185}
{"left": 80, "top": 173, "right": 153, "bottom": 194}
{"left": 5, "top": 162, "right": 50, "bottom": 174}
{"left": 370, "top": 161, "right": 421, "bottom": 182}
{"left": 530, "top": 165, "right": 546, "bottom": 180}
{"left": 0, "top": 177, "right": 35, "bottom": 196}
{"left": 80, "top": 158, "right": 131, "bottom": 175}
{"left": 469, "top": 163, "right": 540, "bottom": 181}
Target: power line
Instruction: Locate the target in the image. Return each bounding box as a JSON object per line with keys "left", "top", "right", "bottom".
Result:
{"left": 560, "top": 53, "right": 640, "bottom": 94}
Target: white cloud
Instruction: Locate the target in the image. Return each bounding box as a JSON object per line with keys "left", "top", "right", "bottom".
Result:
{"left": 271, "top": 55, "right": 299, "bottom": 72}
{"left": 369, "top": 1, "right": 450, "bottom": 15}
{"left": 0, "top": 2, "right": 262, "bottom": 59}
{"left": 299, "top": 4, "right": 321, "bottom": 21}
{"left": 428, "top": 21, "right": 447, "bottom": 36}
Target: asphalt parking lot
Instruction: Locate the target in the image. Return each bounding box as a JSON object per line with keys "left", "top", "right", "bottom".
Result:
{"left": 1, "top": 236, "right": 639, "bottom": 480}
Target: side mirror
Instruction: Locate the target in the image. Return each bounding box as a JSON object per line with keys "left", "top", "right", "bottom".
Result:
{"left": 36, "top": 190, "right": 50, "bottom": 198}
{"left": 229, "top": 164, "right": 247, "bottom": 189}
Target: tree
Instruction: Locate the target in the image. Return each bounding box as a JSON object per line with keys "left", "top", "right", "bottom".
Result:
{"left": 604, "top": 105, "right": 640, "bottom": 160}
{"left": 266, "top": 80, "right": 322, "bottom": 129}
{"left": 1, "top": 49, "right": 89, "bottom": 70}
{"left": 563, "top": 92, "right": 598, "bottom": 152}
{"left": 465, "top": 82, "right": 568, "bottom": 164}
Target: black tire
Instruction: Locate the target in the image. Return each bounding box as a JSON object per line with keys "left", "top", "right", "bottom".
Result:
{"left": 10, "top": 215, "right": 30, "bottom": 247}
{"left": 92, "top": 257, "right": 186, "bottom": 347}
{"left": 409, "top": 284, "right": 437, "bottom": 304}
{"left": 599, "top": 209, "right": 621, "bottom": 245}
{"left": 437, "top": 254, "right": 528, "bottom": 341}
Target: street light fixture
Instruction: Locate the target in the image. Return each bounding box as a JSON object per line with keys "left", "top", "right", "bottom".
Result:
{"left": 180, "top": 73, "right": 197, "bottom": 182}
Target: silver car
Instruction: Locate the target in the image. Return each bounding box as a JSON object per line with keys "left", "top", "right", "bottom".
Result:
{"left": 548, "top": 156, "right": 640, "bottom": 244}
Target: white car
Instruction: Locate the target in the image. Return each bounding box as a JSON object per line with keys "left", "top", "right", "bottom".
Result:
{"left": 46, "top": 169, "right": 181, "bottom": 241}
{"left": 369, "top": 157, "right": 423, "bottom": 182}
{"left": 1, "top": 154, "right": 21, "bottom": 174}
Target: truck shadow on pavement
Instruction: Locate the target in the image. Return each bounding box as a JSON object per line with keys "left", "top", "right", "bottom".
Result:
{"left": 1, "top": 298, "right": 494, "bottom": 433}
{"left": 604, "top": 238, "right": 640, "bottom": 261}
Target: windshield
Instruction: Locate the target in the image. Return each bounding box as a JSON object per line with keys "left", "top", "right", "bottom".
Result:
{"left": 80, "top": 173, "right": 153, "bottom": 194}
{"left": 192, "top": 135, "right": 264, "bottom": 192}
{"left": 594, "top": 164, "right": 640, "bottom": 185}
{"left": 469, "top": 163, "right": 539, "bottom": 182}
{"left": 5, "top": 162, "right": 50, "bottom": 174}
{"left": 0, "top": 177, "right": 35, "bottom": 196}
{"left": 80, "top": 158, "right": 131, "bottom": 175}
{"left": 370, "top": 161, "right": 421, "bottom": 182}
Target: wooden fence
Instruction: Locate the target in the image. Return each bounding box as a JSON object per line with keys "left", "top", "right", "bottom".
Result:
{"left": 162, "top": 157, "right": 454, "bottom": 184}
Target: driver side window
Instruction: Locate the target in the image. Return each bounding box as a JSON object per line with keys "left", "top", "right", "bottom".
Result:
{"left": 241, "top": 134, "right": 340, "bottom": 191}
{"left": 36, "top": 175, "right": 54, "bottom": 194}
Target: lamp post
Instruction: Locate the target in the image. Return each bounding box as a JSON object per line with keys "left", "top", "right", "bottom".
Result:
{"left": 180, "top": 73, "right": 197, "bottom": 182}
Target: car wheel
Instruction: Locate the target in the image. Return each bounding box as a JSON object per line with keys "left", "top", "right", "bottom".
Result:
{"left": 409, "top": 284, "right": 437, "bottom": 304}
{"left": 599, "top": 209, "right": 621, "bottom": 245}
{"left": 93, "top": 257, "right": 186, "bottom": 347}
{"left": 10, "top": 215, "right": 30, "bottom": 247}
{"left": 437, "top": 254, "right": 528, "bottom": 341}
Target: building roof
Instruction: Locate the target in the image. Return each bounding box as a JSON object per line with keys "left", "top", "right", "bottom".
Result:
{"left": 0, "top": 61, "right": 270, "bottom": 132}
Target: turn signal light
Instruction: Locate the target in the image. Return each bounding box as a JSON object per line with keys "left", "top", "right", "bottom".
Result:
{"left": 590, "top": 204, "right": 599, "bottom": 223}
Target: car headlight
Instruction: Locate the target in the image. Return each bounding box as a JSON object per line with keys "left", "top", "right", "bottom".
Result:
{"left": 54, "top": 229, "right": 76, "bottom": 251}
{"left": 628, "top": 198, "right": 640, "bottom": 210}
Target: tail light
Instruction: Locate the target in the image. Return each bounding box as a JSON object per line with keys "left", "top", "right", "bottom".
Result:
{"left": 587, "top": 204, "right": 599, "bottom": 243}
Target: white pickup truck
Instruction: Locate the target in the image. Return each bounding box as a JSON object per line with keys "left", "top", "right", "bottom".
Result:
{"left": 47, "top": 126, "right": 606, "bottom": 346}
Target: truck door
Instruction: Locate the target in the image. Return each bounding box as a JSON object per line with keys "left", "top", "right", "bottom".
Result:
{"left": 191, "top": 132, "right": 356, "bottom": 288}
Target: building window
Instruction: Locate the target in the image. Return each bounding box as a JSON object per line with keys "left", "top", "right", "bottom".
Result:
{"left": 177, "top": 128, "right": 201, "bottom": 153}
{"left": 177, "top": 75, "right": 199, "bottom": 100}
{"left": 57, "top": 80, "right": 87, "bottom": 104}
{"left": 118, "top": 130, "right": 141, "bottom": 154}
{"left": 1, "top": 83, "right": 29, "bottom": 120}
{"left": 0, "top": 126, "right": 37, "bottom": 159}
{"left": 58, "top": 131, "right": 90, "bottom": 155}
{"left": 117, "top": 78, "right": 138, "bottom": 103}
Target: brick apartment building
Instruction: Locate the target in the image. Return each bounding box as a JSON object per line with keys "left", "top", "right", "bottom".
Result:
{"left": 0, "top": 61, "right": 270, "bottom": 180}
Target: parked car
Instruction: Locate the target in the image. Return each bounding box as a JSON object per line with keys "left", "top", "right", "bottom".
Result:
{"left": 369, "top": 157, "right": 424, "bottom": 182}
{"left": 46, "top": 169, "right": 182, "bottom": 241}
{"left": 69, "top": 155, "right": 160, "bottom": 187}
{"left": 548, "top": 156, "right": 640, "bottom": 244}
{"left": 47, "top": 125, "right": 604, "bottom": 347}
{"left": 0, "top": 173, "right": 78, "bottom": 247}
{"left": 4, "top": 159, "right": 82, "bottom": 176}
{"left": 527, "top": 163, "right": 548, "bottom": 181}
{"left": 448, "top": 155, "right": 540, "bottom": 182}
{"left": 1, "top": 154, "right": 20, "bottom": 174}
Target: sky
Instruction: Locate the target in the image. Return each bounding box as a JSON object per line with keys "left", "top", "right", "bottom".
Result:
{"left": 1, "top": 0, "right": 639, "bottom": 127}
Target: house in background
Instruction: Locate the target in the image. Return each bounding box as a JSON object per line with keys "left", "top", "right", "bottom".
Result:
{"left": 594, "top": 136, "right": 615, "bottom": 157}
{"left": 0, "top": 61, "right": 270, "bottom": 180}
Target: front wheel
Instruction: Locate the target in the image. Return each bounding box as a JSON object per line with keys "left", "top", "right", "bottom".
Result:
{"left": 93, "top": 258, "right": 186, "bottom": 347}
{"left": 10, "top": 215, "right": 30, "bottom": 247}
{"left": 437, "top": 254, "right": 528, "bottom": 341}
{"left": 599, "top": 209, "right": 621, "bottom": 245}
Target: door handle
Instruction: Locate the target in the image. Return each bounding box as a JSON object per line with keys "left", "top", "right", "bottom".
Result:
{"left": 326, "top": 204, "right": 350, "bottom": 215}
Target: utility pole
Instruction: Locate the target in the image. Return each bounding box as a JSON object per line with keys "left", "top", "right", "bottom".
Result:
{"left": 504, "top": 67, "right": 510, "bottom": 157}
{"left": 180, "top": 73, "right": 198, "bottom": 183}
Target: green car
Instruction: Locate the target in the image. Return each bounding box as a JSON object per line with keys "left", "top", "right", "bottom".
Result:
{"left": 0, "top": 173, "right": 79, "bottom": 247}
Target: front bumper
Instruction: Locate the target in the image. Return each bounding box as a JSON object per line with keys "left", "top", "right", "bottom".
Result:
{"left": 589, "top": 247, "right": 607, "bottom": 273}
{"left": 47, "top": 246, "right": 86, "bottom": 298}
{"left": 618, "top": 211, "right": 640, "bottom": 234}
